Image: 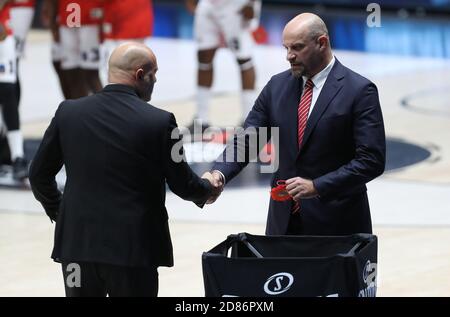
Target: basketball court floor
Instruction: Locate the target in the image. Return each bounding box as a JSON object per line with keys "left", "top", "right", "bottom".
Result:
{"left": 0, "top": 31, "right": 450, "bottom": 297}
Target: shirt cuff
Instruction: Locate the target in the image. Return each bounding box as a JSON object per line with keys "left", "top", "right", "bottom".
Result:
{"left": 212, "top": 170, "right": 226, "bottom": 185}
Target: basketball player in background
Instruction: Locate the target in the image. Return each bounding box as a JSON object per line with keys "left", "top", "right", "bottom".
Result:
{"left": 41, "top": 0, "right": 70, "bottom": 99}
{"left": 186, "top": 0, "right": 261, "bottom": 131}
{"left": 9, "top": 0, "right": 35, "bottom": 106}
{"left": 99, "top": 0, "right": 154, "bottom": 86}
{"left": 55, "top": 0, "right": 103, "bottom": 98}
{"left": 0, "top": 0, "right": 28, "bottom": 179}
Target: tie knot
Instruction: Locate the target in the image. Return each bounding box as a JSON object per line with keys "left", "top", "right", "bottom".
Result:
{"left": 305, "top": 79, "right": 314, "bottom": 89}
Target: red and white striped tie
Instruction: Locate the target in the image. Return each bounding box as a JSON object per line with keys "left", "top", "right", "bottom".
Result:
{"left": 293, "top": 79, "right": 314, "bottom": 214}
{"left": 297, "top": 79, "right": 314, "bottom": 148}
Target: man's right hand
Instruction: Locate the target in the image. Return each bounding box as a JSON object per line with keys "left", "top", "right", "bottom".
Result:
{"left": 202, "top": 171, "right": 224, "bottom": 204}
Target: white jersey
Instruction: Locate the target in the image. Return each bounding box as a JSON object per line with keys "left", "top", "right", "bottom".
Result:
{"left": 200, "top": 0, "right": 249, "bottom": 8}
{"left": 194, "top": 0, "right": 260, "bottom": 58}
{"left": 0, "top": 36, "right": 17, "bottom": 83}
{"left": 9, "top": 6, "right": 34, "bottom": 58}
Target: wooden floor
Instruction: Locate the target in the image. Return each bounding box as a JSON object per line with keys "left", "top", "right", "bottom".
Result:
{"left": 1, "top": 213, "right": 450, "bottom": 297}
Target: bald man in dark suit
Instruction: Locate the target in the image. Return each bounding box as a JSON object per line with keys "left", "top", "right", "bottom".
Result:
{"left": 29, "top": 42, "right": 221, "bottom": 297}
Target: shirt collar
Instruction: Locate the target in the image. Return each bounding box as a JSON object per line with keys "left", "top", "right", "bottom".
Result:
{"left": 302, "top": 56, "right": 336, "bottom": 90}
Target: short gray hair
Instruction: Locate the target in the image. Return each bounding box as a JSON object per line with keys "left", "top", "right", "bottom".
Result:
{"left": 308, "top": 18, "right": 329, "bottom": 41}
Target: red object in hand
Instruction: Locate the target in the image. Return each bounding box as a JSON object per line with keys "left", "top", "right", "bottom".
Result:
{"left": 270, "top": 180, "right": 292, "bottom": 202}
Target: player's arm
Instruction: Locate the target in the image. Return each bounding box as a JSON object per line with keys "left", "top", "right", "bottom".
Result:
{"left": 0, "top": 0, "right": 12, "bottom": 10}
{"left": 41, "top": 0, "right": 58, "bottom": 28}
{"left": 185, "top": 0, "right": 198, "bottom": 14}
{"left": 41, "top": 0, "right": 59, "bottom": 42}
{"left": 0, "top": 23, "right": 6, "bottom": 42}
{"left": 240, "top": 0, "right": 256, "bottom": 21}
{"left": 0, "top": 0, "right": 12, "bottom": 41}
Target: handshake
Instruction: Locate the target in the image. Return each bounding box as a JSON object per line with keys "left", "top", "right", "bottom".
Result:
{"left": 201, "top": 170, "right": 225, "bottom": 204}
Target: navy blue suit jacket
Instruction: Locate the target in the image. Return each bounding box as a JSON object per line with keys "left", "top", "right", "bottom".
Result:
{"left": 213, "top": 59, "right": 386, "bottom": 235}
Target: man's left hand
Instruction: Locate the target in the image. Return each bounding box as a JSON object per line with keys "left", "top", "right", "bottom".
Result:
{"left": 286, "top": 177, "right": 319, "bottom": 201}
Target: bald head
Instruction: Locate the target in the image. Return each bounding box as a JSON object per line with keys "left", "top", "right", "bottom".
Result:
{"left": 284, "top": 13, "right": 329, "bottom": 42}
{"left": 282, "top": 13, "right": 333, "bottom": 78}
{"left": 108, "top": 43, "right": 156, "bottom": 82}
{"left": 108, "top": 42, "right": 158, "bottom": 101}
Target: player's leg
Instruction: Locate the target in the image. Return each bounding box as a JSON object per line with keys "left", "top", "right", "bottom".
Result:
{"left": 51, "top": 41, "right": 71, "bottom": 100}
{"left": 79, "top": 25, "right": 102, "bottom": 93}
{"left": 221, "top": 8, "right": 257, "bottom": 124}
{"left": 15, "top": 59, "right": 20, "bottom": 105}
{"left": 0, "top": 102, "right": 9, "bottom": 165}
{"left": 0, "top": 83, "right": 25, "bottom": 170}
{"left": 237, "top": 55, "right": 256, "bottom": 124}
{"left": 59, "top": 26, "right": 89, "bottom": 98}
{"left": 0, "top": 36, "right": 27, "bottom": 180}
{"left": 10, "top": 6, "right": 35, "bottom": 107}
{"left": 196, "top": 48, "right": 216, "bottom": 128}
{"left": 191, "top": 4, "right": 220, "bottom": 129}
{"left": 83, "top": 69, "right": 102, "bottom": 93}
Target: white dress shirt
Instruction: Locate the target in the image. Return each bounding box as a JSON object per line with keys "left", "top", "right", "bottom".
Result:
{"left": 214, "top": 57, "right": 336, "bottom": 184}
{"left": 301, "top": 56, "right": 336, "bottom": 119}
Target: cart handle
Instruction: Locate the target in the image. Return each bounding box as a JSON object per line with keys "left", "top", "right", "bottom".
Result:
{"left": 347, "top": 242, "right": 362, "bottom": 255}
{"left": 242, "top": 240, "right": 264, "bottom": 258}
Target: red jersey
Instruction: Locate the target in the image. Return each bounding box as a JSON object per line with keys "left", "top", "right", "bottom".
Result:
{"left": 102, "top": 0, "right": 153, "bottom": 40}
{"left": 0, "top": 3, "right": 13, "bottom": 35}
{"left": 59, "top": 0, "right": 103, "bottom": 27}
{"left": 11, "top": 0, "right": 36, "bottom": 8}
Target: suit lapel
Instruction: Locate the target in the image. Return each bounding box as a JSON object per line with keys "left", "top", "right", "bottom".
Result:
{"left": 298, "top": 60, "right": 346, "bottom": 157}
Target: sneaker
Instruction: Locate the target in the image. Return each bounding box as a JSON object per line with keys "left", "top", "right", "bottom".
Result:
{"left": 12, "top": 157, "right": 29, "bottom": 181}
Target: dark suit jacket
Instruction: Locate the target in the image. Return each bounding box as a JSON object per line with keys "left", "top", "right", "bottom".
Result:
{"left": 213, "top": 59, "right": 386, "bottom": 236}
{"left": 29, "top": 84, "right": 212, "bottom": 268}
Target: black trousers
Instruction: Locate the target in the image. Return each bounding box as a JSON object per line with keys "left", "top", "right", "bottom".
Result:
{"left": 0, "top": 83, "right": 19, "bottom": 131}
{"left": 62, "top": 262, "right": 159, "bottom": 297}
{"left": 286, "top": 212, "right": 304, "bottom": 235}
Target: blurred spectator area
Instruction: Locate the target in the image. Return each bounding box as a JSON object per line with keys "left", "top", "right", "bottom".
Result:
{"left": 31, "top": 0, "right": 450, "bottom": 58}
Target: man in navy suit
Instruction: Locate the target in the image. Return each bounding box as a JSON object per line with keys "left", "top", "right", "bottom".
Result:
{"left": 205, "top": 13, "right": 386, "bottom": 236}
